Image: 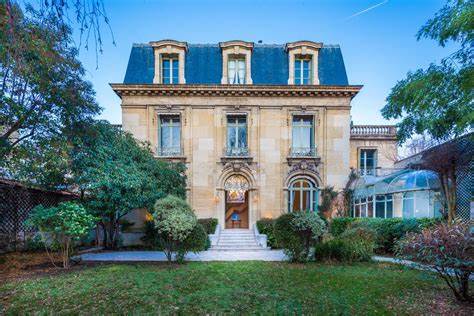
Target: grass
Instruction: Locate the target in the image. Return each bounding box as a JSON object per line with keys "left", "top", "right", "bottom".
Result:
{"left": 0, "top": 261, "right": 467, "bottom": 314}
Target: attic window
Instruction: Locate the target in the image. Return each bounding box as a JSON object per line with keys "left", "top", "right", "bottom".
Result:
{"left": 285, "top": 41, "right": 322, "bottom": 85}
{"left": 219, "top": 41, "right": 254, "bottom": 84}
{"left": 150, "top": 40, "right": 187, "bottom": 84}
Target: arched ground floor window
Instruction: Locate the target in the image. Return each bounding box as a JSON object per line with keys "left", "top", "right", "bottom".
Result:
{"left": 288, "top": 178, "right": 319, "bottom": 212}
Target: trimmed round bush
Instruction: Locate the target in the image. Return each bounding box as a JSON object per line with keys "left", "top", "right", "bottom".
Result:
{"left": 176, "top": 223, "right": 207, "bottom": 263}
{"left": 273, "top": 212, "right": 326, "bottom": 262}
{"left": 153, "top": 195, "right": 203, "bottom": 262}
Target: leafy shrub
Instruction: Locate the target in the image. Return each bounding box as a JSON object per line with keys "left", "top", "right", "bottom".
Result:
{"left": 197, "top": 218, "right": 218, "bottom": 235}
{"left": 273, "top": 212, "right": 326, "bottom": 262}
{"left": 256, "top": 218, "right": 276, "bottom": 248}
{"left": 176, "top": 223, "right": 207, "bottom": 263}
{"left": 315, "top": 238, "right": 374, "bottom": 263}
{"left": 153, "top": 195, "right": 204, "bottom": 262}
{"left": 339, "top": 226, "right": 377, "bottom": 243}
{"left": 396, "top": 221, "right": 473, "bottom": 302}
{"left": 330, "top": 217, "right": 358, "bottom": 236}
{"left": 27, "top": 202, "right": 96, "bottom": 268}
{"left": 23, "top": 234, "right": 46, "bottom": 252}
{"left": 333, "top": 217, "right": 443, "bottom": 253}
{"left": 141, "top": 220, "right": 161, "bottom": 249}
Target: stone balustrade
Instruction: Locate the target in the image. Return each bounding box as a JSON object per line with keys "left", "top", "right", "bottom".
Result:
{"left": 351, "top": 125, "right": 397, "bottom": 140}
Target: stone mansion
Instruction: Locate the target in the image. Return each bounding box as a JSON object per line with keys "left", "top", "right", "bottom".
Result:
{"left": 111, "top": 40, "right": 397, "bottom": 231}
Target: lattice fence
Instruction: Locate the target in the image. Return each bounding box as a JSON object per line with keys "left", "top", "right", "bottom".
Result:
{"left": 0, "top": 179, "right": 77, "bottom": 253}
{"left": 456, "top": 161, "right": 473, "bottom": 221}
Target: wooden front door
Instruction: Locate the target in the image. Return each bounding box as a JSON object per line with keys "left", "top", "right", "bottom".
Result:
{"left": 225, "top": 191, "right": 249, "bottom": 229}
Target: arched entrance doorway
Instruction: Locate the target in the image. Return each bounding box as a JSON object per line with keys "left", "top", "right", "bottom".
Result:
{"left": 224, "top": 175, "right": 250, "bottom": 229}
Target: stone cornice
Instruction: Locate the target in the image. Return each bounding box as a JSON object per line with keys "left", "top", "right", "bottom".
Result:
{"left": 110, "top": 84, "right": 362, "bottom": 99}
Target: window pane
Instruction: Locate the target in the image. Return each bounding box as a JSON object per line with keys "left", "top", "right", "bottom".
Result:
{"left": 238, "top": 126, "right": 247, "bottom": 148}
{"left": 226, "top": 127, "right": 236, "bottom": 147}
{"left": 376, "top": 199, "right": 385, "bottom": 218}
{"left": 403, "top": 192, "right": 415, "bottom": 218}
{"left": 386, "top": 198, "right": 393, "bottom": 218}
{"left": 302, "top": 191, "right": 311, "bottom": 211}
{"left": 295, "top": 60, "right": 301, "bottom": 70}
{"left": 368, "top": 199, "right": 374, "bottom": 217}
{"left": 161, "top": 127, "right": 171, "bottom": 148}
{"left": 414, "top": 191, "right": 430, "bottom": 218}
{"left": 301, "top": 127, "right": 311, "bottom": 148}
{"left": 172, "top": 126, "right": 180, "bottom": 147}
{"left": 293, "top": 190, "right": 301, "bottom": 212}
{"left": 292, "top": 127, "right": 301, "bottom": 148}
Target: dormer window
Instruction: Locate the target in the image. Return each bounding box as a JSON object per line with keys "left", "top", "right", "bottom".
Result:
{"left": 286, "top": 41, "right": 323, "bottom": 85}
{"left": 162, "top": 57, "right": 179, "bottom": 84}
{"left": 220, "top": 41, "right": 254, "bottom": 84}
{"left": 294, "top": 58, "right": 312, "bottom": 85}
{"left": 150, "top": 40, "right": 187, "bottom": 84}
{"left": 228, "top": 57, "right": 246, "bottom": 84}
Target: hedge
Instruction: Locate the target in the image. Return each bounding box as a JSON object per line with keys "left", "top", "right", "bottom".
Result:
{"left": 256, "top": 218, "right": 277, "bottom": 248}
{"left": 197, "top": 218, "right": 218, "bottom": 235}
{"left": 329, "top": 217, "right": 442, "bottom": 253}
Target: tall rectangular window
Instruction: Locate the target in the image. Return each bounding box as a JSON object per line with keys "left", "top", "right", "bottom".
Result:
{"left": 359, "top": 149, "right": 377, "bottom": 175}
{"left": 291, "top": 115, "right": 314, "bottom": 156}
{"left": 162, "top": 58, "right": 179, "bottom": 84}
{"left": 294, "top": 58, "right": 312, "bottom": 85}
{"left": 226, "top": 115, "right": 247, "bottom": 156}
{"left": 228, "top": 58, "right": 246, "bottom": 84}
{"left": 159, "top": 115, "right": 181, "bottom": 156}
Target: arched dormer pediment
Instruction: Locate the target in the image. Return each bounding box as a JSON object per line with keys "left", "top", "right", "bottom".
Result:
{"left": 219, "top": 40, "right": 254, "bottom": 85}
{"left": 150, "top": 40, "right": 188, "bottom": 51}
{"left": 149, "top": 40, "right": 188, "bottom": 84}
{"left": 285, "top": 40, "right": 323, "bottom": 52}
{"left": 285, "top": 41, "right": 323, "bottom": 85}
{"left": 219, "top": 40, "right": 254, "bottom": 50}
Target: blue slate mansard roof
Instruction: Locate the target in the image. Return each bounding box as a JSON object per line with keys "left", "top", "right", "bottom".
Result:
{"left": 123, "top": 43, "right": 349, "bottom": 85}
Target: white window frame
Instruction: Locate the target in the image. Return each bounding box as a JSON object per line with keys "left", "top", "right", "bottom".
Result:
{"left": 294, "top": 58, "right": 312, "bottom": 85}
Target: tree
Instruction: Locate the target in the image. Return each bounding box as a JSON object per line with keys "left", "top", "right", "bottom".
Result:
{"left": 381, "top": 0, "right": 473, "bottom": 144}
{"left": 153, "top": 195, "right": 203, "bottom": 263}
{"left": 397, "top": 221, "right": 473, "bottom": 302}
{"left": 273, "top": 212, "right": 326, "bottom": 262}
{"left": 0, "top": 2, "right": 101, "bottom": 161}
{"left": 27, "top": 201, "right": 96, "bottom": 268}
{"left": 411, "top": 136, "right": 473, "bottom": 224}
{"left": 70, "top": 121, "right": 187, "bottom": 249}
{"left": 4, "top": 0, "right": 114, "bottom": 63}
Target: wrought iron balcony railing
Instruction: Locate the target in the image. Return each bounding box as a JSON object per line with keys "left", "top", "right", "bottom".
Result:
{"left": 289, "top": 147, "right": 317, "bottom": 157}
{"left": 358, "top": 168, "right": 376, "bottom": 176}
{"left": 224, "top": 147, "right": 249, "bottom": 157}
{"left": 157, "top": 147, "right": 183, "bottom": 157}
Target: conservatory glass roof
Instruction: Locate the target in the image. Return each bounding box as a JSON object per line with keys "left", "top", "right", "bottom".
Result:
{"left": 353, "top": 170, "right": 441, "bottom": 198}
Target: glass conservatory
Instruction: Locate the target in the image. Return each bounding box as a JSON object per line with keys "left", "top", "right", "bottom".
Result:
{"left": 352, "top": 170, "right": 443, "bottom": 219}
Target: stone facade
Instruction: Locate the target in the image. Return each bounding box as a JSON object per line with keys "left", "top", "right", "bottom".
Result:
{"left": 112, "top": 40, "right": 397, "bottom": 230}
{"left": 350, "top": 125, "right": 398, "bottom": 176}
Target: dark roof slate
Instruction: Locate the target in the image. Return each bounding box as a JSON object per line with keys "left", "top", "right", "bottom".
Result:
{"left": 123, "top": 43, "right": 349, "bottom": 85}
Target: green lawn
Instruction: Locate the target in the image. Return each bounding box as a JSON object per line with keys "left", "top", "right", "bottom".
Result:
{"left": 0, "top": 261, "right": 461, "bottom": 314}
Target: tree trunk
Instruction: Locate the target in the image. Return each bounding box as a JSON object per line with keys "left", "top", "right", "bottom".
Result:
{"left": 460, "top": 272, "right": 471, "bottom": 302}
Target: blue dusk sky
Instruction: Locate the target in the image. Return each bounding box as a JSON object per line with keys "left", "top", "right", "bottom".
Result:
{"left": 75, "top": 0, "right": 457, "bottom": 125}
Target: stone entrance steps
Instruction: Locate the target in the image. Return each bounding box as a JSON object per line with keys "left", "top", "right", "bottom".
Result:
{"left": 211, "top": 229, "right": 269, "bottom": 251}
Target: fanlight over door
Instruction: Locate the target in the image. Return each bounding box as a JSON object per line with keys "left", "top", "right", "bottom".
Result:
{"left": 224, "top": 175, "right": 249, "bottom": 203}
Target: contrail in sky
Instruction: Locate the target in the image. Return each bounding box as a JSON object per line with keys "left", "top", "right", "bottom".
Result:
{"left": 344, "top": 0, "right": 389, "bottom": 20}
